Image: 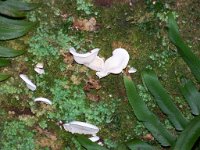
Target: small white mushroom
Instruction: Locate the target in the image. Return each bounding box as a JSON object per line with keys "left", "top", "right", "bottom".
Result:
{"left": 85, "top": 56, "right": 104, "bottom": 71}
{"left": 89, "top": 136, "right": 100, "bottom": 142}
{"left": 98, "top": 141, "right": 104, "bottom": 146}
{"left": 19, "top": 74, "right": 36, "bottom": 91}
{"left": 36, "top": 63, "right": 44, "bottom": 69}
{"left": 63, "top": 121, "right": 99, "bottom": 135}
{"left": 128, "top": 67, "right": 137, "bottom": 73}
{"left": 34, "top": 97, "right": 52, "bottom": 105}
{"left": 69, "top": 47, "right": 100, "bottom": 65}
{"left": 34, "top": 63, "right": 45, "bottom": 74}
{"left": 34, "top": 68, "right": 45, "bottom": 74}
{"left": 96, "top": 48, "right": 129, "bottom": 78}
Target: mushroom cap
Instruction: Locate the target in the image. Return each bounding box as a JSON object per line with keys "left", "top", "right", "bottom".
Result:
{"left": 69, "top": 47, "right": 100, "bottom": 65}
{"left": 96, "top": 48, "right": 129, "bottom": 78}
{"left": 19, "top": 74, "right": 36, "bottom": 91}
{"left": 34, "top": 97, "right": 52, "bottom": 105}
{"left": 63, "top": 121, "right": 99, "bottom": 135}
{"left": 112, "top": 48, "right": 130, "bottom": 69}
{"left": 85, "top": 56, "right": 104, "bottom": 71}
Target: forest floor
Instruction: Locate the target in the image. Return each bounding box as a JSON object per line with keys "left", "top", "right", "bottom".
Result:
{"left": 0, "top": 0, "right": 199, "bottom": 149}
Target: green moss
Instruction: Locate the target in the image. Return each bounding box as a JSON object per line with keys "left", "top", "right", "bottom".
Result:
{"left": 48, "top": 79, "right": 86, "bottom": 122}
{"left": 0, "top": 121, "right": 35, "bottom": 150}
{"left": 85, "top": 99, "right": 119, "bottom": 125}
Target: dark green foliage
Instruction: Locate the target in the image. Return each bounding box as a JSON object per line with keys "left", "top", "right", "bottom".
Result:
{"left": 180, "top": 80, "right": 200, "bottom": 115}
{"left": 142, "top": 70, "right": 188, "bottom": 130}
{"left": 0, "top": 74, "right": 10, "bottom": 81}
{"left": 76, "top": 135, "right": 108, "bottom": 150}
{"left": 126, "top": 140, "right": 156, "bottom": 150}
{"left": 173, "top": 116, "right": 200, "bottom": 150}
{"left": 0, "top": 0, "right": 38, "bottom": 18}
{"left": 0, "top": 15, "right": 34, "bottom": 40}
{"left": 167, "top": 13, "right": 200, "bottom": 83}
{"left": 0, "top": 46, "right": 25, "bottom": 57}
{"left": 122, "top": 12, "right": 200, "bottom": 149}
{"left": 124, "top": 74, "right": 200, "bottom": 149}
{"left": 0, "top": 58, "right": 10, "bottom": 67}
{"left": 124, "top": 75, "right": 176, "bottom": 146}
{"left": 0, "top": 0, "right": 38, "bottom": 11}
{"left": 0, "top": 0, "right": 37, "bottom": 81}
{"left": 0, "top": 121, "right": 35, "bottom": 150}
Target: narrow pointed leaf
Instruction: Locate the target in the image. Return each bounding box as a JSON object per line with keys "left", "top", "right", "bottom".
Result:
{"left": 142, "top": 70, "right": 188, "bottom": 131}
{"left": 124, "top": 75, "right": 176, "bottom": 146}
{"left": 126, "top": 140, "right": 156, "bottom": 150}
{"left": 180, "top": 80, "right": 200, "bottom": 115}
{"left": 173, "top": 116, "right": 200, "bottom": 150}
{"left": 116, "top": 143, "right": 128, "bottom": 150}
{"left": 0, "top": 73, "right": 10, "bottom": 82}
{"left": 0, "top": 16, "right": 34, "bottom": 40}
{"left": 76, "top": 135, "right": 107, "bottom": 150}
{"left": 0, "top": 58, "right": 11, "bottom": 67}
{"left": 0, "top": 2, "right": 26, "bottom": 18}
{"left": 0, "top": 0, "right": 39, "bottom": 11}
{"left": 168, "top": 13, "right": 200, "bottom": 82}
{"left": 0, "top": 46, "right": 25, "bottom": 57}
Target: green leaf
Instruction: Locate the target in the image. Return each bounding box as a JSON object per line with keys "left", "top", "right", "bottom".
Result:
{"left": 142, "top": 70, "right": 188, "bottom": 131}
{"left": 0, "top": 16, "right": 34, "bottom": 40}
{"left": 0, "top": 2, "right": 26, "bottom": 18}
{"left": 0, "top": 58, "right": 10, "bottom": 67}
{"left": 168, "top": 13, "right": 200, "bottom": 82}
{"left": 0, "top": 46, "right": 25, "bottom": 57}
{"left": 116, "top": 143, "right": 128, "bottom": 150}
{"left": 126, "top": 140, "right": 156, "bottom": 150}
{"left": 173, "top": 116, "right": 200, "bottom": 150}
{"left": 124, "top": 75, "right": 176, "bottom": 146}
{"left": 76, "top": 135, "right": 108, "bottom": 150}
{"left": 0, "top": 73, "right": 10, "bottom": 81}
{"left": 180, "top": 80, "right": 200, "bottom": 115}
{"left": 0, "top": 0, "right": 38, "bottom": 11}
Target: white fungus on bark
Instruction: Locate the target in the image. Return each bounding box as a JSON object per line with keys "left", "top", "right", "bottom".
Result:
{"left": 19, "top": 74, "right": 36, "bottom": 91}
{"left": 96, "top": 48, "right": 130, "bottom": 78}
{"left": 63, "top": 121, "right": 99, "bottom": 135}
{"left": 34, "top": 97, "right": 52, "bottom": 105}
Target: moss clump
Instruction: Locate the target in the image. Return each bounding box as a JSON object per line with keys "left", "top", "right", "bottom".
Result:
{"left": 0, "top": 121, "right": 35, "bottom": 150}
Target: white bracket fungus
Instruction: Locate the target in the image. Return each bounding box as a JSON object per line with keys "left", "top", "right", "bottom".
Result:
{"left": 34, "top": 63, "right": 45, "bottom": 74}
{"left": 128, "top": 67, "right": 137, "bottom": 74}
{"left": 70, "top": 47, "right": 135, "bottom": 78}
{"left": 19, "top": 74, "right": 36, "bottom": 91}
{"left": 89, "top": 135, "right": 100, "bottom": 142}
{"left": 96, "top": 48, "right": 129, "bottom": 78}
{"left": 63, "top": 121, "right": 99, "bottom": 135}
{"left": 34, "top": 97, "right": 52, "bottom": 105}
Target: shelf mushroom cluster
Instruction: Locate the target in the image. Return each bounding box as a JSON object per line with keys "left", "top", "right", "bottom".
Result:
{"left": 19, "top": 62, "right": 101, "bottom": 144}
{"left": 70, "top": 47, "right": 134, "bottom": 78}
{"left": 18, "top": 47, "right": 136, "bottom": 145}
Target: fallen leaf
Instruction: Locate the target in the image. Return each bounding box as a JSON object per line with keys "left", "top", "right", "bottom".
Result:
{"left": 70, "top": 75, "right": 81, "bottom": 85}
{"left": 73, "top": 17, "right": 97, "bottom": 31}
{"left": 84, "top": 78, "right": 101, "bottom": 91}
{"left": 143, "top": 133, "right": 154, "bottom": 141}
{"left": 35, "top": 126, "right": 63, "bottom": 150}
{"left": 61, "top": 52, "right": 74, "bottom": 65}
{"left": 86, "top": 93, "right": 100, "bottom": 102}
